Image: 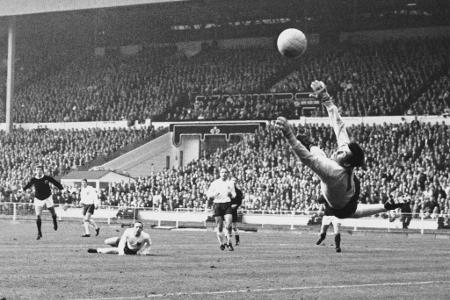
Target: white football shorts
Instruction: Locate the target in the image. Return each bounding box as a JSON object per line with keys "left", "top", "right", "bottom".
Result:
{"left": 322, "top": 215, "right": 341, "bottom": 226}
{"left": 34, "top": 196, "right": 54, "bottom": 213}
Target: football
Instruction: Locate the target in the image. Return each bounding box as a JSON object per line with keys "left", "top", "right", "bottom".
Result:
{"left": 277, "top": 28, "right": 307, "bottom": 58}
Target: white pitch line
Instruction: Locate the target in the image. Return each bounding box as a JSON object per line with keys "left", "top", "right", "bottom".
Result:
{"left": 71, "top": 280, "right": 450, "bottom": 300}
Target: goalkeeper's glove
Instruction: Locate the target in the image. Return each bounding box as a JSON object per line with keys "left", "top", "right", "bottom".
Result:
{"left": 310, "top": 80, "right": 331, "bottom": 102}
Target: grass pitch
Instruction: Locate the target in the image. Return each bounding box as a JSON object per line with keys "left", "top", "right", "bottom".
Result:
{"left": 0, "top": 220, "right": 449, "bottom": 299}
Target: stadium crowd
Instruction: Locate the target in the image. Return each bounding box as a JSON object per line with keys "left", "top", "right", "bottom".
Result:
{"left": 6, "top": 46, "right": 289, "bottom": 123}
{"left": 410, "top": 71, "right": 450, "bottom": 116}
{"left": 0, "top": 126, "right": 162, "bottom": 203}
{"left": 3, "top": 121, "right": 448, "bottom": 222}
{"left": 0, "top": 35, "right": 449, "bottom": 222}
{"left": 2, "top": 37, "right": 448, "bottom": 124}
{"left": 161, "top": 37, "right": 450, "bottom": 120}
{"left": 271, "top": 38, "right": 449, "bottom": 117}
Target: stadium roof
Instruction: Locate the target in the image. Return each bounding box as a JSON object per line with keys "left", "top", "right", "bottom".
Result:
{"left": 0, "top": 0, "right": 185, "bottom": 17}
{"left": 61, "top": 170, "right": 135, "bottom": 181}
{"left": 61, "top": 170, "right": 111, "bottom": 180}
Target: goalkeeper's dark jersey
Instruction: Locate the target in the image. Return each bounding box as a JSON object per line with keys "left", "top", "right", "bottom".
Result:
{"left": 24, "top": 176, "right": 63, "bottom": 200}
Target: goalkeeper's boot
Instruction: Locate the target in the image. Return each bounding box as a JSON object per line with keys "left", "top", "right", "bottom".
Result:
{"left": 384, "top": 199, "right": 405, "bottom": 211}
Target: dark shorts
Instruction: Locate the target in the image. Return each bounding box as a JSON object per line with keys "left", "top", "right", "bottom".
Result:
{"left": 124, "top": 244, "right": 138, "bottom": 255}
{"left": 82, "top": 204, "right": 95, "bottom": 216}
{"left": 320, "top": 175, "right": 360, "bottom": 219}
{"left": 214, "top": 202, "right": 232, "bottom": 218}
{"left": 232, "top": 208, "right": 239, "bottom": 223}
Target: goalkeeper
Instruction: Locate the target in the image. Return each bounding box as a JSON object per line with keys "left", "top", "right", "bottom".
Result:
{"left": 88, "top": 221, "right": 151, "bottom": 255}
{"left": 275, "top": 80, "right": 405, "bottom": 219}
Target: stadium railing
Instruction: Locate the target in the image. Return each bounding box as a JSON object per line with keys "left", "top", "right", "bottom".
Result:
{"left": 1, "top": 202, "right": 447, "bottom": 234}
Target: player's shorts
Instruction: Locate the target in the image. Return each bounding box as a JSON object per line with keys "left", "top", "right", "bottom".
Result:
{"left": 321, "top": 194, "right": 358, "bottom": 219}
{"left": 231, "top": 208, "right": 239, "bottom": 223}
{"left": 214, "top": 202, "right": 232, "bottom": 217}
{"left": 322, "top": 215, "right": 341, "bottom": 226}
{"left": 34, "top": 196, "right": 54, "bottom": 213}
{"left": 82, "top": 204, "right": 95, "bottom": 216}
{"left": 124, "top": 244, "right": 138, "bottom": 255}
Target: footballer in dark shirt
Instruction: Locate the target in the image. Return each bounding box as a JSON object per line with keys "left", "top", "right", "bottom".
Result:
{"left": 230, "top": 178, "right": 243, "bottom": 246}
{"left": 23, "top": 165, "right": 64, "bottom": 240}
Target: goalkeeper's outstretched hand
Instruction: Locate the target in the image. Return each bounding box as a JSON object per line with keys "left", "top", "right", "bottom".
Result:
{"left": 275, "top": 117, "right": 295, "bottom": 140}
{"left": 309, "top": 80, "right": 330, "bottom": 101}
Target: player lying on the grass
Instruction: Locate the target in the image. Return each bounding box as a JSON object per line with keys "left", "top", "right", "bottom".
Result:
{"left": 23, "top": 165, "right": 64, "bottom": 240}
{"left": 88, "top": 221, "right": 151, "bottom": 255}
{"left": 316, "top": 203, "right": 342, "bottom": 253}
{"left": 275, "top": 80, "right": 406, "bottom": 219}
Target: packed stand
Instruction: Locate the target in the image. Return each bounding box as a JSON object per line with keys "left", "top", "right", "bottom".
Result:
{"left": 271, "top": 37, "right": 450, "bottom": 117}
{"left": 12, "top": 49, "right": 175, "bottom": 123}
{"left": 7, "top": 37, "right": 449, "bottom": 123}
{"left": 0, "top": 47, "right": 65, "bottom": 120}
{"left": 166, "top": 37, "right": 450, "bottom": 120}
{"left": 162, "top": 47, "right": 290, "bottom": 120}
{"left": 0, "top": 126, "right": 163, "bottom": 203}
{"left": 408, "top": 71, "right": 450, "bottom": 116}
{"left": 10, "top": 45, "right": 289, "bottom": 123}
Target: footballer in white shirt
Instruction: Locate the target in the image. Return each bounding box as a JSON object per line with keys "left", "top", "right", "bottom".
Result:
{"left": 206, "top": 167, "right": 236, "bottom": 251}
{"left": 79, "top": 179, "right": 100, "bottom": 237}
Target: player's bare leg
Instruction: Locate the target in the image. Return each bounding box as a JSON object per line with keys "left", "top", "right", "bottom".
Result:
{"left": 91, "top": 219, "right": 100, "bottom": 236}
{"left": 35, "top": 205, "right": 43, "bottom": 240}
{"left": 88, "top": 236, "right": 120, "bottom": 253}
{"left": 104, "top": 236, "right": 120, "bottom": 247}
{"left": 215, "top": 216, "right": 226, "bottom": 250}
{"left": 351, "top": 199, "right": 405, "bottom": 218}
{"left": 224, "top": 214, "right": 234, "bottom": 251}
{"left": 48, "top": 206, "right": 58, "bottom": 231}
{"left": 88, "top": 247, "right": 119, "bottom": 254}
{"left": 82, "top": 212, "right": 99, "bottom": 237}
